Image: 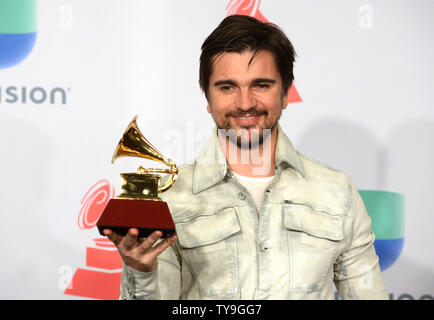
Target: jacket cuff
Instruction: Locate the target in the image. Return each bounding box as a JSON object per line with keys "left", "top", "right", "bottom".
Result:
{"left": 120, "top": 263, "right": 158, "bottom": 300}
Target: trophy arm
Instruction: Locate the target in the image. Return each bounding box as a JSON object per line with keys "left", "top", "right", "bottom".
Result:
{"left": 158, "top": 161, "right": 178, "bottom": 193}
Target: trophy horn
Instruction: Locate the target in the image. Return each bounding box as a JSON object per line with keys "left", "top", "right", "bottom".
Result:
{"left": 112, "top": 115, "right": 178, "bottom": 193}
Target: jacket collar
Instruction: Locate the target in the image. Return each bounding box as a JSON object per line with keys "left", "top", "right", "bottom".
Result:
{"left": 274, "top": 124, "right": 305, "bottom": 177}
{"left": 192, "top": 124, "right": 305, "bottom": 194}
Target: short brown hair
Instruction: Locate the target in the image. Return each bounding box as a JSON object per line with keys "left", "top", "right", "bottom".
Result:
{"left": 199, "top": 15, "right": 296, "bottom": 99}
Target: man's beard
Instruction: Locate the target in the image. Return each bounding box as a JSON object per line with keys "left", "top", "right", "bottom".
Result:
{"left": 213, "top": 108, "right": 281, "bottom": 149}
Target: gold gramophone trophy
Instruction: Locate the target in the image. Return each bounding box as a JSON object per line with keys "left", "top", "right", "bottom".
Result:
{"left": 96, "top": 116, "right": 178, "bottom": 238}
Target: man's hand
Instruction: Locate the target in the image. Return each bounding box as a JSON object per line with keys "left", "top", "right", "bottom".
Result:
{"left": 103, "top": 228, "right": 177, "bottom": 272}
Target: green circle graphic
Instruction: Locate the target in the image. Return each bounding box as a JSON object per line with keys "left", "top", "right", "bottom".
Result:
{"left": 0, "top": 0, "right": 37, "bottom": 34}
{"left": 358, "top": 190, "right": 405, "bottom": 240}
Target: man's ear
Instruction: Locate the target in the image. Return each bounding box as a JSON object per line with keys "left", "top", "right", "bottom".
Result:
{"left": 207, "top": 103, "right": 212, "bottom": 113}
{"left": 282, "top": 93, "right": 289, "bottom": 110}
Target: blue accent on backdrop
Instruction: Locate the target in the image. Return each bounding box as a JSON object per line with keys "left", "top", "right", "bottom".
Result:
{"left": 0, "top": 32, "right": 37, "bottom": 68}
{"left": 374, "top": 238, "right": 405, "bottom": 271}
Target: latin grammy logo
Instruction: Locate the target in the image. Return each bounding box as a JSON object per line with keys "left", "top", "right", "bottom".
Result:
{"left": 64, "top": 179, "right": 123, "bottom": 300}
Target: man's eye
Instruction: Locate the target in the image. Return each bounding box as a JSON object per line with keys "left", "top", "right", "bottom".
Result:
{"left": 220, "top": 86, "right": 233, "bottom": 92}
{"left": 256, "top": 83, "right": 270, "bottom": 89}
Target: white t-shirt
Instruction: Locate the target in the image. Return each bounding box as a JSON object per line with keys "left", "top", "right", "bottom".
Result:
{"left": 232, "top": 172, "right": 275, "bottom": 213}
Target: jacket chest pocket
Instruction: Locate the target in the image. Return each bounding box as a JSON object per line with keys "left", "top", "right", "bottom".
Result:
{"left": 176, "top": 207, "right": 241, "bottom": 299}
{"left": 283, "top": 201, "right": 343, "bottom": 297}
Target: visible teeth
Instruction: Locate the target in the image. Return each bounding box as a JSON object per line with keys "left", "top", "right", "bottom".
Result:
{"left": 237, "top": 116, "right": 257, "bottom": 119}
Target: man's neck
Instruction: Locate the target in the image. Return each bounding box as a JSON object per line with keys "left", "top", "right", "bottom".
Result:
{"left": 218, "top": 127, "right": 278, "bottom": 178}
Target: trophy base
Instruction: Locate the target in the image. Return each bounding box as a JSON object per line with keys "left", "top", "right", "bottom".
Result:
{"left": 96, "top": 198, "right": 176, "bottom": 238}
{"left": 97, "top": 226, "right": 176, "bottom": 239}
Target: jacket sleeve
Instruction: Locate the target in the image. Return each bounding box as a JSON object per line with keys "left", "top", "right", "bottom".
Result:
{"left": 333, "top": 180, "right": 389, "bottom": 300}
{"left": 119, "top": 241, "right": 182, "bottom": 300}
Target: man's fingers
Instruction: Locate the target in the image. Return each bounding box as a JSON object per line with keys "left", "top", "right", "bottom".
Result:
{"left": 105, "top": 229, "right": 175, "bottom": 259}
{"left": 135, "top": 230, "right": 166, "bottom": 255}
{"left": 103, "top": 229, "right": 123, "bottom": 246}
{"left": 148, "top": 234, "right": 178, "bottom": 258}
{"left": 140, "top": 230, "right": 163, "bottom": 249}
{"left": 122, "top": 228, "right": 139, "bottom": 249}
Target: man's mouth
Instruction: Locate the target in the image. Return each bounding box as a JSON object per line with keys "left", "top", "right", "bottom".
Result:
{"left": 236, "top": 115, "right": 258, "bottom": 119}
{"left": 230, "top": 112, "right": 266, "bottom": 126}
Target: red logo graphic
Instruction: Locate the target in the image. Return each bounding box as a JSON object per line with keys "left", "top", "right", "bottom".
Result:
{"left": 64, "top": 180, "right": 123, "bottom": 300}
{"left": 226, "top": 0, "right": 302, "bottom": 103}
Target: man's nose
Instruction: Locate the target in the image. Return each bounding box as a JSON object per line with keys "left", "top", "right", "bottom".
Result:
{"left": 236, "top": 88, "right": 256, "bottom": 111}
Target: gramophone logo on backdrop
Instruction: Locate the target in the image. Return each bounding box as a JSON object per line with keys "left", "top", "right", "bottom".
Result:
{"left": 0, "top": 0, "right": 37, "bottom": 69}
{"left": 64, "top": 180, "right": 123, "bottom": 300}
{"left": 226, "top": 0, "right": 302, "bottom": 104}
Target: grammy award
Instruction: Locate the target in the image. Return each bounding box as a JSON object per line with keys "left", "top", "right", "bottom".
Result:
{"left": 96, "top": 116, "right": 178, "bottom": 238}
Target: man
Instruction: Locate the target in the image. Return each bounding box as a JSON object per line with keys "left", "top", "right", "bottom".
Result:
{"left": 104, "top": 15, "right": 388, "bottom": 300}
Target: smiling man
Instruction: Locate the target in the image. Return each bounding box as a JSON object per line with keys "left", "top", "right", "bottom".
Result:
{"left": 207, "top": 50, "right": 284, "bottom": 140}
{"left": 105, "top": 15, "right": 388, "bottom": 300}
{"left": 207, "top": 49, "right": 286, "bottom": 178}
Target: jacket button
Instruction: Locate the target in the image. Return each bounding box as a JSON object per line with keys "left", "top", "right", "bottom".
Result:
{"left": 259, "top": 243, "right": 269, "bottom": 252}
{"left": 238, "top": 192, "right": 246, "bottom": 200}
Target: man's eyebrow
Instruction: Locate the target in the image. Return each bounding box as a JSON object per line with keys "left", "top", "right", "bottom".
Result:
{"left": 213, "top": 79, "right": 237, "bottom": 87}
{"left": 252, "top": 78, "right": 276, "bottom": 84}
{"left": 213, "top": 78, "right": 276, "bottom": 87}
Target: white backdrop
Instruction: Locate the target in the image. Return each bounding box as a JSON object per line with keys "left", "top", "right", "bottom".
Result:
{"left": 0, "top": 0, "right": 433, "bottom": 299}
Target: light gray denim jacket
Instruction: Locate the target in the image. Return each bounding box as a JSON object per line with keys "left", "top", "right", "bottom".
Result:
{"left": 120, "top": 126, "right": 389, "bottom": 300}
